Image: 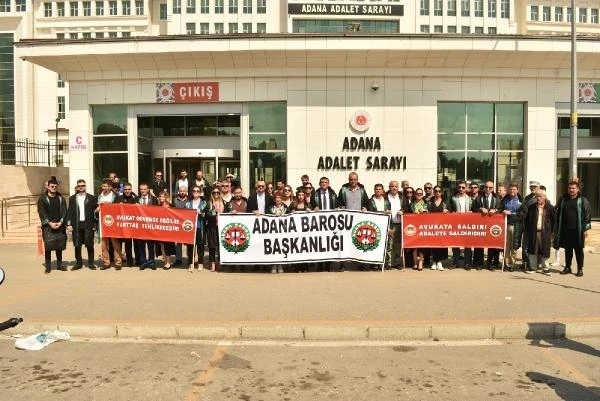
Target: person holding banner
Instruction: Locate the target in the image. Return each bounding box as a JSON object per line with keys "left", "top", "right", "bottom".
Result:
{"left": 385, "top": 181, "right": 404, "bottom": 270}
{"left": 409, "top": 188, "right": 428, "bottom": 271}
{"left": 473, "top": 180, "right": 502, "bottom": 271}
{"left": 120, "top": 182, "right": 139, "bottom": 267}
{"left": 96, "top": 179, "right": 123, "bottom": 270}
{"left": 156, "top": 193, "right": 176, "bottom": 269}
{"left": 268, "top": 192, "right": 290, "bottom": 274}
{"left": 500, "top": 184, "right": 523, "bottom": 272}
{"left": 427, "top": 185, "right": 449, "bottom": 270}
{"left": 137, "top": 183, "right": 159, "bottom": 270}
{"left": 367, "top": 183, "right": 392, "bottom": 271}
{"left": 186, "top": 185, "right": 206, "bottom": 272}
{"left": 204, "top": 187, "right": 227, "bottom": 272}
{"left": 173, "top": 186, "right": 190, "bottom": 267}
{"left": 449, "top": 181, "right": 473, "bottom": 270}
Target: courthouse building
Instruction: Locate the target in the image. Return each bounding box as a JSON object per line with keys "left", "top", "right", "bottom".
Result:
{"left": 3, "top": 0, "right": 600, "bottom": 217}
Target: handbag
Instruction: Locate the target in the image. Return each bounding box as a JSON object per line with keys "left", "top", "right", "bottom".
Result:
{"left": 45, "top": 229, "right": 67, "bottom": 251}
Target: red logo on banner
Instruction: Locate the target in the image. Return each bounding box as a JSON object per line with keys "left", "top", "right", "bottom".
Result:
{"left": 100, "top": 204, "right": 198, "bottom": 244}
{"left": 402, "top": 213, "right": 506, "bottom": 249}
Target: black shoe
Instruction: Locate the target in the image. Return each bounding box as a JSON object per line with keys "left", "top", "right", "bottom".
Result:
{"left": 100, "top": 265, "right": 110, "bottom": 270}
{"left": 560, "top": 267, "right": 572, "bottom": 275}
{"left": 71, "top": 264, "right": 83, "bottom": 271}
{"left": 576, "top": 269, "right": 583, "bottom": 277}
{"left": 115, "top": 265, "right": 122, "bottom": 271}
{"left": 173, "top": 260, "right": 183, "bottom": 267}
{"left": 44, "top": 266, "right": 51, "bottom": 274}
{"left": 57, "top": 265, "right": 67, "bottom": 271}
{"left": 88, "top": 263, "right": 97, "bottom": 270}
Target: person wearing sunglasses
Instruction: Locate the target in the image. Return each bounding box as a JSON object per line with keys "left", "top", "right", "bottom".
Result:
{"left": 449, "top": 181, "right": 473, "bottom": 270}
{"left": 204, "top": 188, "right": 227, "bottom": 272}
{"left": 37, "top": 178, "right": 68, "bottom": 274}
{"left": 186, "top": 185, "right": 207, "bottom": 272}
{"left": 66, "top": 179, "right": 98, "bottom": 271}
{"left": 281, "top": 185, "right": 295, "bottom": 208}
{"left": 246, "top": 180, "right": 274, "bottom": 215}
{"left": 472, "top": 180, "right": 501, "bottom": 270}
{"left": 423, "top": 182, "right": 434, "bottom": 202}
{"left": 408, "top": 188, "right": 428, "bottom": 271}
{"left": 385, "top": 180, "right": 403, "bottom": 269}
{"left": 303, "top": 183, "right": 316, "bottom": 209}
{"left": 427, "top": 185, "right": 449, "bottom": 271}
{"left": 150, "top": 170, "right": 168, "bottom": 198}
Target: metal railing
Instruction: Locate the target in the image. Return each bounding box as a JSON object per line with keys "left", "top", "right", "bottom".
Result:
{"left": 0, "top": 139, "right": 69, "bottom": 167}
{"left": 1, "top": 195, "right": 43, "bottom": 238}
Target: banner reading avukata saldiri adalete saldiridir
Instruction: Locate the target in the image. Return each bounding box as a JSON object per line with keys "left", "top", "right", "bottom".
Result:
{"left": 401, "top": 213, "right": 506, "bottom": 249}
{"left": 99, "top": 203, "right": 198, "bottom": 244}
{"left": 218, "top": 210, "right": 390, "bottom": 265}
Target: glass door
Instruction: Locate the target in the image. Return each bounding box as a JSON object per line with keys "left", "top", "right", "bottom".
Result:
{"left": 556, "top": 159, "right": 600, "bottom": 219}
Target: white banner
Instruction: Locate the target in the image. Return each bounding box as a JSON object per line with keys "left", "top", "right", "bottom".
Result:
{"left": 219, "top": 210, "right": 390, "bottom": 265}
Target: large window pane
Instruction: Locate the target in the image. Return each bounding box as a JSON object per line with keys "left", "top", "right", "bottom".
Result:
{"left": 217, "top": 115, "right": 240, "bottom": 136}
{"left": 437, "top": 134, "right": 465, "bottom": 150}
{"left": 93, "top": 105, "right": 127, "bottom": 135}
{"left": 437, "top": 103, "right": 466, "bottom": 133}
{"left": 466, "top": 133, "right": 494, "bottom": 150}
{"left": 496, "top": 103, "right": 524, "bottom": 133}
{"left": 138, "top": 116, "right": 152, "bottom": 138}
{"left": 249, "top": 102, "right": 286, "bottom": 132}
{"left": 153, "top": 116, "right": 184, "bottom": 136}
{"left": 93, "top": 136, "right": 128, "bottom": 151}
{"left": 138, "top": 153, "right": 153, "bottom": 186}
{"left": 467, "top": 103, "right": 493, "bottom": 133}
{"left": 187, "top": 116, "right": 217, "bottom": 136}
{"left": 497, "top": 134, "right": 523, "bottom": 150}
{"left": 93, "top": 153, "right": 128, "bottom": 192}
{"left": 437, "top": 151, "right": 465, "bottom": 192}
{"left": 249, "top": 152, "right": 286, "bottom": 188}
{"left": 497, "top": 151, "right": 523, "bottom": 188}
{"left": 466, "top": 151, "right": 494, "bottom": 182}
{"left": 249, "top": 134, "right": 287, "bottom": 150}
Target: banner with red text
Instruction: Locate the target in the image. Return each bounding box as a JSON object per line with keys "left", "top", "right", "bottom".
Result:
{"left": 401, "top": 213, "right": 506, "bottom": 249}
{"left": 100, "top": 204, "right": 197, "bottom": 244}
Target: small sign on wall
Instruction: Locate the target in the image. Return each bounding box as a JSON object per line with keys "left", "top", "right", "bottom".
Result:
{"left": 156, "top": 82, "right": 219, "bottom": 103}
{"left": 69, "top": 132, "right": 89, "bottom": 151}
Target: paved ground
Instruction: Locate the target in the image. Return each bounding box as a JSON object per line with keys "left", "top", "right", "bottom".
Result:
{"left": 0, "top": 241, "right": 599, "bottom": 341}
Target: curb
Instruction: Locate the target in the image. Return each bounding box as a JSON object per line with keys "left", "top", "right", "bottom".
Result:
{"left": 4, "top": 321, "right": 600, "bottom": 341}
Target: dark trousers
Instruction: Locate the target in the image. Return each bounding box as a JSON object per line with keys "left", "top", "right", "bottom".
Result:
{"left": 74, "top": 245, "right": 94, "bottom": 265}
{"left": 44, "top": 250, "right": 63, "bottom": 267}
{"left": 121, "top": 238, "right": 137, "bottom": 265}
{"left": 452, "top": 248, "right": 472, "bottom": 266}
{"left": 472, "top": 248, "right": 484, "bottom": 266}
{"left": 522, "top": 233, "right": 530, "bottom": 267}
{"left": 208, "top": 247, "right": 219, "bottom": 263}
{"left": 487, "top": 249, "right": 500, "bottom": 266}
{"left": 137, "top": 240, "right": 155, "bottom": 265}
{"left": 563, "top": 229, "right": 584, "bottom": 269}
{"left": 186, "top": 230, "right": 205, "bottom": 266}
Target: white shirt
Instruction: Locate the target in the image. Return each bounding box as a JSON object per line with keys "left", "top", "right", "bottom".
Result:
{"left": 457, "top": 195, "right": 467, "bottom": 213}
{"left": 76, "top": 193, "right": 86, "bottom": 221}
{"left": 98, "top": 192, "right": 114, "bottom": 204}
{"left": 373, "top": 197, "right": 385, "bottom": 212}
{"left": 257, "top": 192, "right": 266, "bottom": 214}
{"left": 388, "top": 193, "right": 401, "bottom": 223}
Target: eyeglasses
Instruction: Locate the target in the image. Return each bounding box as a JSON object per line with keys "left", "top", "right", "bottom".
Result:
{"left": 416, "top": 192, "right": 424, "bottom": 196}
{"left": 304, "top": 187, "right": 313, "bottom": 190}
{"left": 77, "top": 184, "right": 86, "bottom": 188}
{"left": 284, "top": 189, "right": 292, "bottom": 192}
{"left": 48, "top": 185, "right": 57, "bottom": 189}
{"left": 257, "top": 184, "right": 265, "bottom": 188}
{"left": 458, "top": 186, "right": 466, "bottom": 189}
{"left": 405, "top": 191, "right": 413, "bottom": 194}
{"left": 485, "top": 186, "right": 494, "bottom": 189}
{"left": 155, "top": 174, "right": 162, "bottom": 177}
{"left": 424, "top": 186, "right": 432, "bottom": 190}
{"left": 192, "top": 189, "right": 201, "bottom": 193}
{"left": 434, "top": 189, "right": 442, "bottom": 193}
{"left": 212, "top": 191, "right": 220, "bottom": 195}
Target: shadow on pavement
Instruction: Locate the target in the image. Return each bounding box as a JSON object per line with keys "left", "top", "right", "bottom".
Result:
{"left": 510, "top": 275, "right": 600, "bottom": 295}
{"left": 527, "top": 322, "right": 600, "bottom": 358}
{"left": 526, "top": 372, "right": 600, "bottom": 401}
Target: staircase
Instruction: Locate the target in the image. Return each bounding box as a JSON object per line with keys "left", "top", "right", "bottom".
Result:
{"left": 1, "top": 195, "right": 42, "bottom": 244}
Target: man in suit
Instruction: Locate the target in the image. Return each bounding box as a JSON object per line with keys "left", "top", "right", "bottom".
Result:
{"left": 311, "top": 176, "right": 338, "bottom": 212}
{"left": 472, "top": 180, "right": 501, "bottom": 270}
{"left": 120, "top": 182, "right": 139, "bottom": 267}
{"left": 66, "top": 179, "right": 97, "bottom": 270}
{"left": 246, "top": 179, "right": 273, "bottom": 215}
{"left": 137, "top": 182, "right": 159, "bottom": 269}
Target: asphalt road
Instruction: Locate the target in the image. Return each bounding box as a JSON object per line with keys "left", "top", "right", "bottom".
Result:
{"left": 1, "top": 337, "right": 599, "bottom": 401}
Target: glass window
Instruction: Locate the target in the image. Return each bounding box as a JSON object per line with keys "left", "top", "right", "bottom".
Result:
{"left": 93, "top": 105, "right": 127, "bottom": 135}
{"left": 447, "top": 25, "right": 456, "bottom": 33}
{"left": 199, "top": 22, "right": 209, "bottom": 34}
{"left": 57, "top": 2, "right": 65, "bottom": 16}
{"left": 488, "top": 0, "right": 496, "bottom": 17}
{"left": 187, "top": 0, "right": 195, "bottom": 13}
{"left": 109, "top": 0, "right": 117, "bottom": 15}
{"left": 249, "top": 102, "right": 286, "bottom": 133}
{"left": 437, "top": 152, "right": 466, "bottom": 186}
{"left": 592, "top": 9, "right": 599, "bottom": 24}
{"left": 16, "top": 0, "right": 26, "bottom": 12}
{"left": 228, "top": 0, "right": 237, "bottom": 13}
{"left": 467, "top": 134, "right": 494, "bottom": 150}
{"left": 434, "top": 25, "right": 443, "bottom": 33}
{"left": 214, "top": 22, "right": 224, "bottom": 33}
{"left": 93, "top": 136, "right": 128, "bottom": 151}
{"left": 579, "top": 8, "right": 587, "bottom": 23}
{"left": 122, "top": 31, "right": 131, "bottom": 38}
{"left": 134, "top": 0, "right": 142, "bottom": 13}
{"left": 153, "top": 116, "right": 184, "bottom": 136}
{"left": 217, "top": 115, "right": 240, "bottom": 136}
{"left": 173, "top": 0, "right": 180, "bottom": 13}
{"left": 488, "top": 27, "right": 497, "bottom": 34}
{"left": 57, "top": 96, "right": 66, "bottom": 119}
{"left": 447, "top": 0, "right": 456, "bottom": 16}
{"left": 420, "top": 0, "right": 429, "bottom": 15}
{"left": 82, "top": 32, "right": 92, "bottom": 38}
{"left": 467, "top": 103, "right": 493, "bottom": 133}
{"left": 434, "top": 0, "right": 442, "bottom": 16}
{"left": 530, "top": 5, "right": 538, "bottom": 21}
{"left": 496, "top": 151, "right": 523, "bottom": 188}
{"left": 555, "top": 7, "right": 563, "bottom": 22}
{"left": 95, "top": 32, "right": 104, "bottom": 38}
{"left": 500, "top": 0, "right": 509, "bottom": 18}
{"left": 228, "top": 23, "right": 238, "bottom": 33}
{"left": 257, "top": 0, "right": 265, "bottom": 14}
{"left": 242, "top": 0, "right": 251, "bottom": 14}
{"left": 70, "top": 1, "right": 78, "bottom": 16}
{"left": 438, "top": 134, "right": 466, "bottom": 150}
{"left": 122, "top": 0, "right": 130, "bottom": 15}
{"left": 44, "top": 2, "right": 52, "bottom": 17}
{"left": 0, "top": 0, "right": 10, "bottom": 12}
{"left": 466, "top": 152, "right": 495, "bottom": 182}
{"left": 186, "top": 23, "right": 196, "bottom": 34}
{"left": 249, "top": 152, "right": 286, "bottom": 190}
{"left": 242, "top": 22, "right": 251, "bottom": 33}
{"left": 69, "top": 32, "right": 78, "bottom": 39}
{"left": 93, "top": 154, "right": 128, "bottom": 192}
{"left": 96, "top": 1, "right": 104, "bottom": 15}
{"left": 108, "top": 31, "right": 118, "bottom": 38}
{"left": 461, "top": 0, "right": 469, "bottom": 16}
{"left": 159, "top": 3, "right": 167, "bottom": 19}
{"left": 200, "top": 0, "right": 208, "bottom": 13}
{"left": 438, "top": 103, "right": 466, "bottom": 134}
{"left": 474, "top": 0, "right": 483, "bottom": 17}
{"left": 461, "top": 26, "right": 470, "bottom": 33}
{"left": 249, "top": 134, "right": 286, "bottom": 150}
{"left": 474, "top": 26, "right": 483, "bottom": 33}
{"left": 215, "top": 0, "right": 223, "bottom": 13}
{"left": 496, "top": 103, "right": 524, "bottom": 133}
{"left": 187, "top": 115, "right": 217, "bottom": 136}
{"left": 83, "top": 1, "right": 91, "bottom": 15}
{"left": 57, "top": 33, "right": 65, "bottom": 39}
{"left": 257, "top": 23, "right": 266, "bottom": 33}
{"left": 420, "top": 25, "right": 430, "bottom": 33}
{"left": 497, "top": 134, "right": 524, "bottom": 150}
{"left": 542, "top": 6, "right": 550, "bottom": 21}
{"left": 567, "top": 7, "right": 572, "bottom": 23}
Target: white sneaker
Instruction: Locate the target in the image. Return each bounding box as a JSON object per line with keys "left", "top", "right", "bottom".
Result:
{"left": 277, "top": 266, "right": 284, "bottom": 274}
{"left": 437, "top": 262, "right": 444, "bottom": 271}
{"left": 431, "top": 264, "right": 436, "bottom": 270}
{"left": 271, "top": 267, "right": 277, "bottom": 274}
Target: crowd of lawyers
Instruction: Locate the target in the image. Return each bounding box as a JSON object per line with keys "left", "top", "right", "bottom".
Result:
{"left": 37, "top": 170, "right": 591, "bottom": 277}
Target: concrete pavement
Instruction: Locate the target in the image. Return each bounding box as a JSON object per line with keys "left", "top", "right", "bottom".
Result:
{"left": 0, "top": 243, "right": 599, "bottom": 341}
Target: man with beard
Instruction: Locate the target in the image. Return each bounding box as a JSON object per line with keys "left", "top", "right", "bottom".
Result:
{"left": 66, "top": 179, "right": 97, "bottom": 270}
{"left": 522, "top": 189, "right": 555, "bottom": 276}
{"left": 120, "top": 182, "right": 139, "bottom": 267}
{"left": 37, "top": 178, "right": 68, "bottom": 274}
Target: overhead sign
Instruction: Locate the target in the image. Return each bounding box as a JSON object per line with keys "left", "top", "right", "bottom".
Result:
{"left": 156, "top": 82, "right": 219, "bottom": 103}
{"left": 219, "top": 210, "right": 390, "bottom": 265}
{"left": 69, "top": 132, "right": 89, "bottom": 151}
{"left": 288, "top": 3, "right": 403, "bottom": 16}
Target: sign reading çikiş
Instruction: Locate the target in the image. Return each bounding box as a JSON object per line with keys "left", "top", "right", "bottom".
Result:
{"left": 156, "top": 82, "right": 219, "bottom": 103}
{"left": 288, "top": 3, "right": 403, "bottom": 16}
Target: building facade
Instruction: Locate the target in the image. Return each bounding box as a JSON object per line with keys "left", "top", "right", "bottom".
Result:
{"left": 4, "top": 1, "right": 600, "bottom": 218}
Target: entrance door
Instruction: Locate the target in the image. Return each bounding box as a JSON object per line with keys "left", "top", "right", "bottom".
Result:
{"left": 167, "top": 158, "right": 240, "bottom": 191}
{"left": 556, "top": 159, "right": 600, "bottom": 219}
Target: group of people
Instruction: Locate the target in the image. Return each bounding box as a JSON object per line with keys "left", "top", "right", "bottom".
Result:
{"left": 37, "top": 171, "right": 591, "bottom": 277}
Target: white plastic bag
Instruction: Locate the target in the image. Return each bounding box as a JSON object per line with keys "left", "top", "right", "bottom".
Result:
{"left": 15, "top": 330, "right": 70, "bottom": 351}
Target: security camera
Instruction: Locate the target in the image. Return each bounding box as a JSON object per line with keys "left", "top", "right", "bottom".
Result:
{"left": 371, "top": 81, "right": 379, "bottom": 91}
